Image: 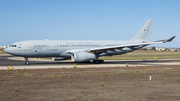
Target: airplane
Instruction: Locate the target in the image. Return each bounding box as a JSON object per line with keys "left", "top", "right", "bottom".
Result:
{"left": 4, "top": 19, "right": 175, "bottom": 64}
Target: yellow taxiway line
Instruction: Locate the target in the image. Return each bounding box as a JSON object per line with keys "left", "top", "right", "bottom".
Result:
{"left": 7, "top": 66, "right": 14, "bottom": 70}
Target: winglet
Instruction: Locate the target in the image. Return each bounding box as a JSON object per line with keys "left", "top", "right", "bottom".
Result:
{"left": 167, "top": 36, "right": 176, "bottom": 42}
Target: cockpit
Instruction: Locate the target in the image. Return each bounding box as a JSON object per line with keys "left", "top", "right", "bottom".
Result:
{"left": 9, "top": 45, "right": 17, "bottom": 47}
{"left": 4, "top": 44, "right": 22, "bottom": 56}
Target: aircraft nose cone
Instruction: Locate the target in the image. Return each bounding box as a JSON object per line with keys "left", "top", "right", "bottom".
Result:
{"left": 4, "top": 48, "right": 9, "bottom": 53}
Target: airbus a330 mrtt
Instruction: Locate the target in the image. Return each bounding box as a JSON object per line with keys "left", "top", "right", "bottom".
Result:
{"left": 4, "top": 19, "right": 175, "bottom": 64}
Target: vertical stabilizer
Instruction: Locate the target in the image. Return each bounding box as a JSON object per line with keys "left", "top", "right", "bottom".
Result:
{"left": 131, "top": 19, "right": 154, "bottom": 41}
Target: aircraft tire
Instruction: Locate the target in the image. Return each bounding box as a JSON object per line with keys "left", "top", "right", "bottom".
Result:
{"left": 93, "top": 60, "right": 104, "bottom": 64}
{"left": 25, "top": 61, "right": 29, "bottom": 65}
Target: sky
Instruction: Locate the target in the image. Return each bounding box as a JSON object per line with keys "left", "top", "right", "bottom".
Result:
{"left": 0, "top": 0, "right": 180, "bottom": 47}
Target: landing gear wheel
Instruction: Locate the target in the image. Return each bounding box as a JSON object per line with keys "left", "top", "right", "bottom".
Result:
{"left": 100, "top": 60, "right": 104, "bottom": 63}
{"left": 95, "top": 60, "right": 99, "bottom": 64}
{"left": 93, "top": 60, "right": 104, "bottom": 64}
{"left": 24, "top": 57, "right": 30, "bottom": 65}
{"left": 93, "top": 60, "right": 98, "bottom": 64}
{"left": 25, "top": 61, "right": 29, "bottom": 65}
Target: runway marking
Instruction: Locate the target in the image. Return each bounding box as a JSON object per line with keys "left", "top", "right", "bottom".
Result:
{"left": 78, "top": 65, "right": 92, "bottom": 68}
{"left": 153, "top": 57, "right": 158, "bottom": 59}
{"left": 7, "top": 66, "right": 14, "bottom": 70}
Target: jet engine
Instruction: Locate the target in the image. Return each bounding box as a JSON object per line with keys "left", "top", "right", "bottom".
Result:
{"left": 71, "top": 52, "right": 95, "bottom": 62}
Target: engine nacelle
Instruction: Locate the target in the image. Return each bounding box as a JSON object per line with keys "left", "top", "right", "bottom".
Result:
{"left": 71, "top": 52, "right": 95, "bottom": 62}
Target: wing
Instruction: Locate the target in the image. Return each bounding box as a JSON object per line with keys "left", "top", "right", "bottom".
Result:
{"left": 88, "top": 36, "right": 176, "bottom": 54}
{"left": 63, "top": 36, "right": 175, "bottom": 54}
{"left": 88, "top": 43, "right": 149, "bottom": 54}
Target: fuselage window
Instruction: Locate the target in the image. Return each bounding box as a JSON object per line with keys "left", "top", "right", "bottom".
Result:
{"left": 34, "top": 45, "right": 47, "bottom": 47}
{"left": 60, "top": 45, "right": 69, "bottom": 47}
{"left": 71, "top": 45, "right": 99, "bottom": 47}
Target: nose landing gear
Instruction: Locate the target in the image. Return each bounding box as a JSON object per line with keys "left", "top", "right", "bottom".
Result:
{"left": 24, "top": 57, "right": 29, "bottom": 65}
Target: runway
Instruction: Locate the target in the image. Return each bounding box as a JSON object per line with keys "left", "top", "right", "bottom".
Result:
{"left": 0, "top": 55, "right": 180, "bottom": 70}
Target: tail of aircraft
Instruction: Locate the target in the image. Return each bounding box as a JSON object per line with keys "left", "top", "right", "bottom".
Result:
{"left": 131, "top": 19, "right": 154, "bottom": 41}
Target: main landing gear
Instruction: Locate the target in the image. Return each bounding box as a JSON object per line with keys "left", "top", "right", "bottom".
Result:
{"left": 93, "top": 54, "right": 104, "bottom": 64}
{"left": 24, "top": 57, "right": 29, "bottom": 65}
{"left": 93, "top": 60, "right": 104, "bottom": 64}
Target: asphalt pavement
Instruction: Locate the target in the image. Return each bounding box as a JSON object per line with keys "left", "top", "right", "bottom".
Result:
{"left": 1, "top": 55, "right": 180, "bottom": 70}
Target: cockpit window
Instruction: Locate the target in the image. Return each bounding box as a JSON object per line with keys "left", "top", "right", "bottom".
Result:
{"left": 10, "top": 45, "right": 17, "bottom": 47}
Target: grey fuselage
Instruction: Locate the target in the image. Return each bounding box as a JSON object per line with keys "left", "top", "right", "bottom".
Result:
{"left": 5, "top": 40, "right": 142, "bottom": 58}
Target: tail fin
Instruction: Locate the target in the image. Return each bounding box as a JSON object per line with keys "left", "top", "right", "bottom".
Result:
{"left": 131, "top": 19, "right": 154, "bottom": 41}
